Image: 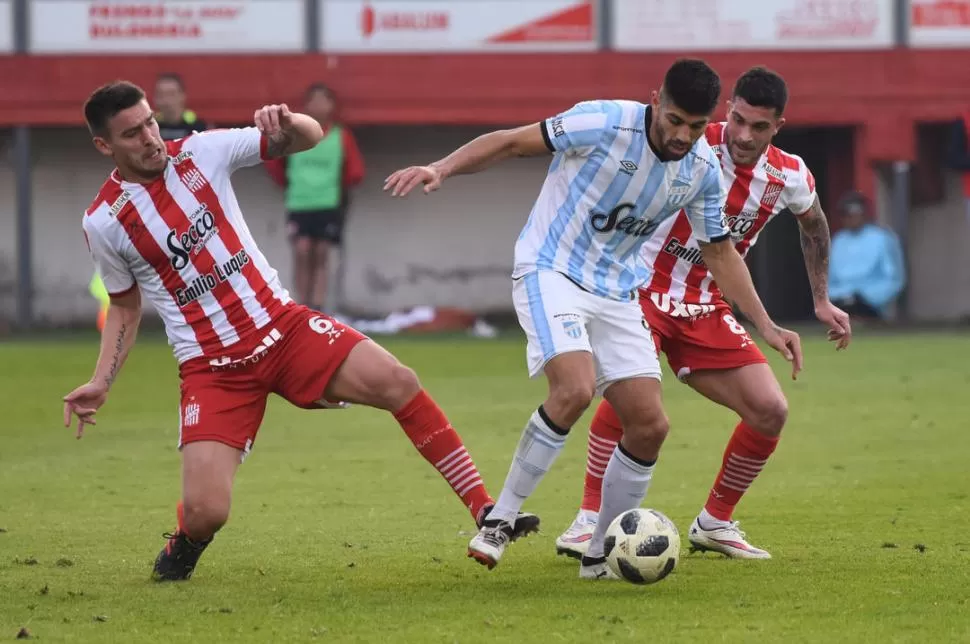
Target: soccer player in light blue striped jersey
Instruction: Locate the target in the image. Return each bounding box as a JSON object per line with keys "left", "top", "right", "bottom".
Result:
{"left": 385, "top": 59, "right": 801, "bottom": 579}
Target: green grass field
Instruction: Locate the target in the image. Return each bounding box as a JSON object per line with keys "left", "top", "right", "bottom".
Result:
{"left": 2, "top": 329, "right": 969, "bottom": 643}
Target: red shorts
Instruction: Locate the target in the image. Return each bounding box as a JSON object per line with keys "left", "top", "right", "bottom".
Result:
{"left": 640, "top": 290, "right": 767, "bottom": 380}
{"left": 177, "top": 304, "right": 367, "bottom": 454}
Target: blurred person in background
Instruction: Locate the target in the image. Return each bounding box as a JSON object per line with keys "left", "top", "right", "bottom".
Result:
{"left": 266, "top": 83, "right": 364, "bottom": 313}
{"left": 828, "top": 191, "right": 905, "bottom": 321}
{"left": 153, "top": 72, "right": 209, "bottom": 141}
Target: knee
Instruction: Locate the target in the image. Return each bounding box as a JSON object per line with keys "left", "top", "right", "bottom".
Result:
{"left": 547, "top": 380, "right": 596, "bottom": 426}
{"left": 182, "top": 496, "right": 230, "bottom": 540}
{"left": 746, "top": 395, "right": 788, "bottom": 437}
{"left": 623, "top": 409, "right": 670, "bottom": 454}
{"left": 377, "top": 363, "right": 422, "bottom": 412}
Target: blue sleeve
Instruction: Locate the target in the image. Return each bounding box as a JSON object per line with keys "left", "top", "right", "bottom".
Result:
{"left": 876, "top": 231, "right": 907, "bottom": 303}
{"left": 685, "top": 159, "right": 729, "bottom": 243}
{"left": 827, "top": 234, "right": 851, "bottom": 300}
{"left": 540, "top": 100, "right": 615, "bottom": 155}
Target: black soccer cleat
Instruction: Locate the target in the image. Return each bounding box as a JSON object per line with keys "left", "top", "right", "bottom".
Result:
{"left": 477, "top": 503, "right": 541, "bottom": 542}
{"left": 151, "top": 531, "right": 213, "bottom": 582}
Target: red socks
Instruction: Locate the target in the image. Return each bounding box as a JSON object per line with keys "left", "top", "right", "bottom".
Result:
{"left": 704, "top": 421, "right": 779, "bottom": 521}
{"left": 394, "top": 390, "right": 493, "bottom": 522}
{"left": 580, "top": 401, "right": 624, "bottom": 513}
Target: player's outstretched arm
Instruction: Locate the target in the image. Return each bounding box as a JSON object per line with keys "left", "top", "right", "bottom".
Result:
{"left": 700, "top": 240, "right": 803, "bottom": 380}
{"left": 795, "top": 195, "right": 851, "bottom": 349}
{"left": 63, "top": 288, "right": 142, "bottom": 438}
{"left": 255, "top": 104, "right": 324, "bottom": 158}
{"left": 384, "top": 123, "right": 549, "bottom": 197}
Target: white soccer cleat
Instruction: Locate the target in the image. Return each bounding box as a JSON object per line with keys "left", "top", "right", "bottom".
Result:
{"left": 467, "top": 520, "right": 515, "bottom": 570}
{"left": 579, "top": 555, "right": 619, "bottom": 580}
{"left": 687, "top": 517, "right": 771, "bottom": 559}
{"left": 556, "top": 510, "right": 597, "bottom": 560}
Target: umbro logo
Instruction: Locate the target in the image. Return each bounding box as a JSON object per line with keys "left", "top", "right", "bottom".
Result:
{"left": 619, "top": 160, "right": 638, "bottom": 175}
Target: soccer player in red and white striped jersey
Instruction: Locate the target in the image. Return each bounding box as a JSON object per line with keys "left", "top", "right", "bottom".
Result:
{"left": 62, "top": 81, "right": 538, "bottom": 582}
{"left": 557, "top": 67, "right": 853, "bottom": 561}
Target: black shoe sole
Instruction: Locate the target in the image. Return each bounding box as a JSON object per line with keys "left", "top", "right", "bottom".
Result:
{"left": 511, "top": 514, "right": 541, "bottom": 542}
{"left": 556, "top": 546, "right": 584, "bottom": 561}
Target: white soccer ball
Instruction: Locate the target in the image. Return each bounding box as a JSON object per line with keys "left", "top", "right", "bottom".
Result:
{"left": 604, "top": 508, "right": 680, "bottom": 585}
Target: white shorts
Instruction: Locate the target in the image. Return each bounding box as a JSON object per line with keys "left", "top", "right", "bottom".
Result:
{"left": 512, "top": 270, "right": 662, "bottom": 394}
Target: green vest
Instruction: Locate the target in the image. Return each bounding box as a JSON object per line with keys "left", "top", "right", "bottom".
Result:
{"left": 285, "top": 125, "right": 344, "bottom": 212}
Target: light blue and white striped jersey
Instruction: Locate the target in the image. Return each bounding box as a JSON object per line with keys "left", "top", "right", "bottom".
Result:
{"left": 512, "top": 99, "right": 729, "bottom": 301}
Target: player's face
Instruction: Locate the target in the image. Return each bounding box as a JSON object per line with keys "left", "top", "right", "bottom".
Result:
{"left": 94, "top": 100, "right": 167, "bottom": 182}
{"left": 724, "top": 98, "right": 785, "bottom": 166}
{"left": 650, "top": 92, "right": 710, "bottom": 161}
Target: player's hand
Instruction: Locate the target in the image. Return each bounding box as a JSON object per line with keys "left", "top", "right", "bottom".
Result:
{"left": 63, "top": 381, "right": 109, "bottom": 439}
{"left": 814, "top": 300, "right": 852, "bottom": 351}
{"left": 760, "top": 325, "right": 803, "bottom": 380}
{"left": 254, "top": 104, "right": 293, "bottom": 137}
{"left": 384, "top": 166, "right": 443, "bottom": 197}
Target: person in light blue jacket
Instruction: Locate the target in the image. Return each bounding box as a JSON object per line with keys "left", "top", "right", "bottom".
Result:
{"left": 829, "top": 191, "right": 905, "bottom": 319}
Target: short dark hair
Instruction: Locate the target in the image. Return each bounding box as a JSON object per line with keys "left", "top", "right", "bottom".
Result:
{"left": 305, "top": 82, "right": 336, "bottom": 103}
{"left": 661, "top": 58, "right": 721, "bottom": 116}
{"left": 84, "top": 81, "right": 146, "bottom": 137}
{"left": 837, "top": 190, "right": 869, "bottom": 216}
{"left": 155, "top": 72, "right": 185, "bottom": 90}
{"left": 733, "top": 66, "right": 788, "bottom": 116}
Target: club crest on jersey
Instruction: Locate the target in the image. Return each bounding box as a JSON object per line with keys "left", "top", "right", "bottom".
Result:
{"left": 665, "top": 178, "right": 692, "bottom": 208}
{"left": 761, "top": 182, "right": 784, "bottom": 210}
{"left": 553, "top": 313, "right": 584, "bottom": 340}
{"left": 167, "top": 204, "right": 218, "bottom": 270}
{"left": 180, "top": 168, "right": 208, "bottom": 193}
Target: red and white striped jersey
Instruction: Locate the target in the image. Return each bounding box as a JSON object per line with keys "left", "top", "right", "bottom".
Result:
{"left": 640, "top": 122, "right": 817, "bottom": 304}
{"left": 82, "top": 128, "right": 292, "bottom": 363}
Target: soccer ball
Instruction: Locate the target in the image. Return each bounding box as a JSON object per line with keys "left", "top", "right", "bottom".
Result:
{"left": 604, "top": 508, "right": 680, "bottom": 585}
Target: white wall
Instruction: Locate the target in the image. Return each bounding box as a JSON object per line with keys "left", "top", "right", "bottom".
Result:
{"left": 1, "top": 126, "right": 969, "bottom": 325}
{"left": 905, "top": 172, "right": 970, "bottom": 321}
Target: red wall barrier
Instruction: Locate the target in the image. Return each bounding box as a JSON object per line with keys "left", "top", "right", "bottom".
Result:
{"left": 2, "top": 49, "right": 968, "bottom": 191}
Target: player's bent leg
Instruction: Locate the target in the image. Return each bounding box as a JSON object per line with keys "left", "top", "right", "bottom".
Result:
{"left": 469, "top": 350, "right": 597, "bottom": 569}
{"left": 322, "top": 340, "right": 539, "bottom": 543}
{"left": 579, "top": 377, "right": 667, "bottom": 580}
{"left": 685, "top": 363, "right": 786, "bottom": 559}
{"left": 153, "top": 440, "right": 242, "bottom": 582}
{"left": 542, "top": 350, "right": 598, "bottom": 429}
{"left": 555, "top": 399, "right": 624, "bottom": 560}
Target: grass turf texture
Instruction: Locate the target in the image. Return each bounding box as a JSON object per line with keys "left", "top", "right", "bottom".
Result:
{"left": 2, "top": 330, "right": 968, "bottom": 642}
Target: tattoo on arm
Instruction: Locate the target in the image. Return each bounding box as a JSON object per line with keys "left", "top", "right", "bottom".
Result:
{"left": 266, "top": 130, "right": 295, "bottom": 158}
{"left": 798, "top": 196, "right": 831, "bottom": 303}
{"left": 103, "top": 323, "right": 127, "bottom": 389}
